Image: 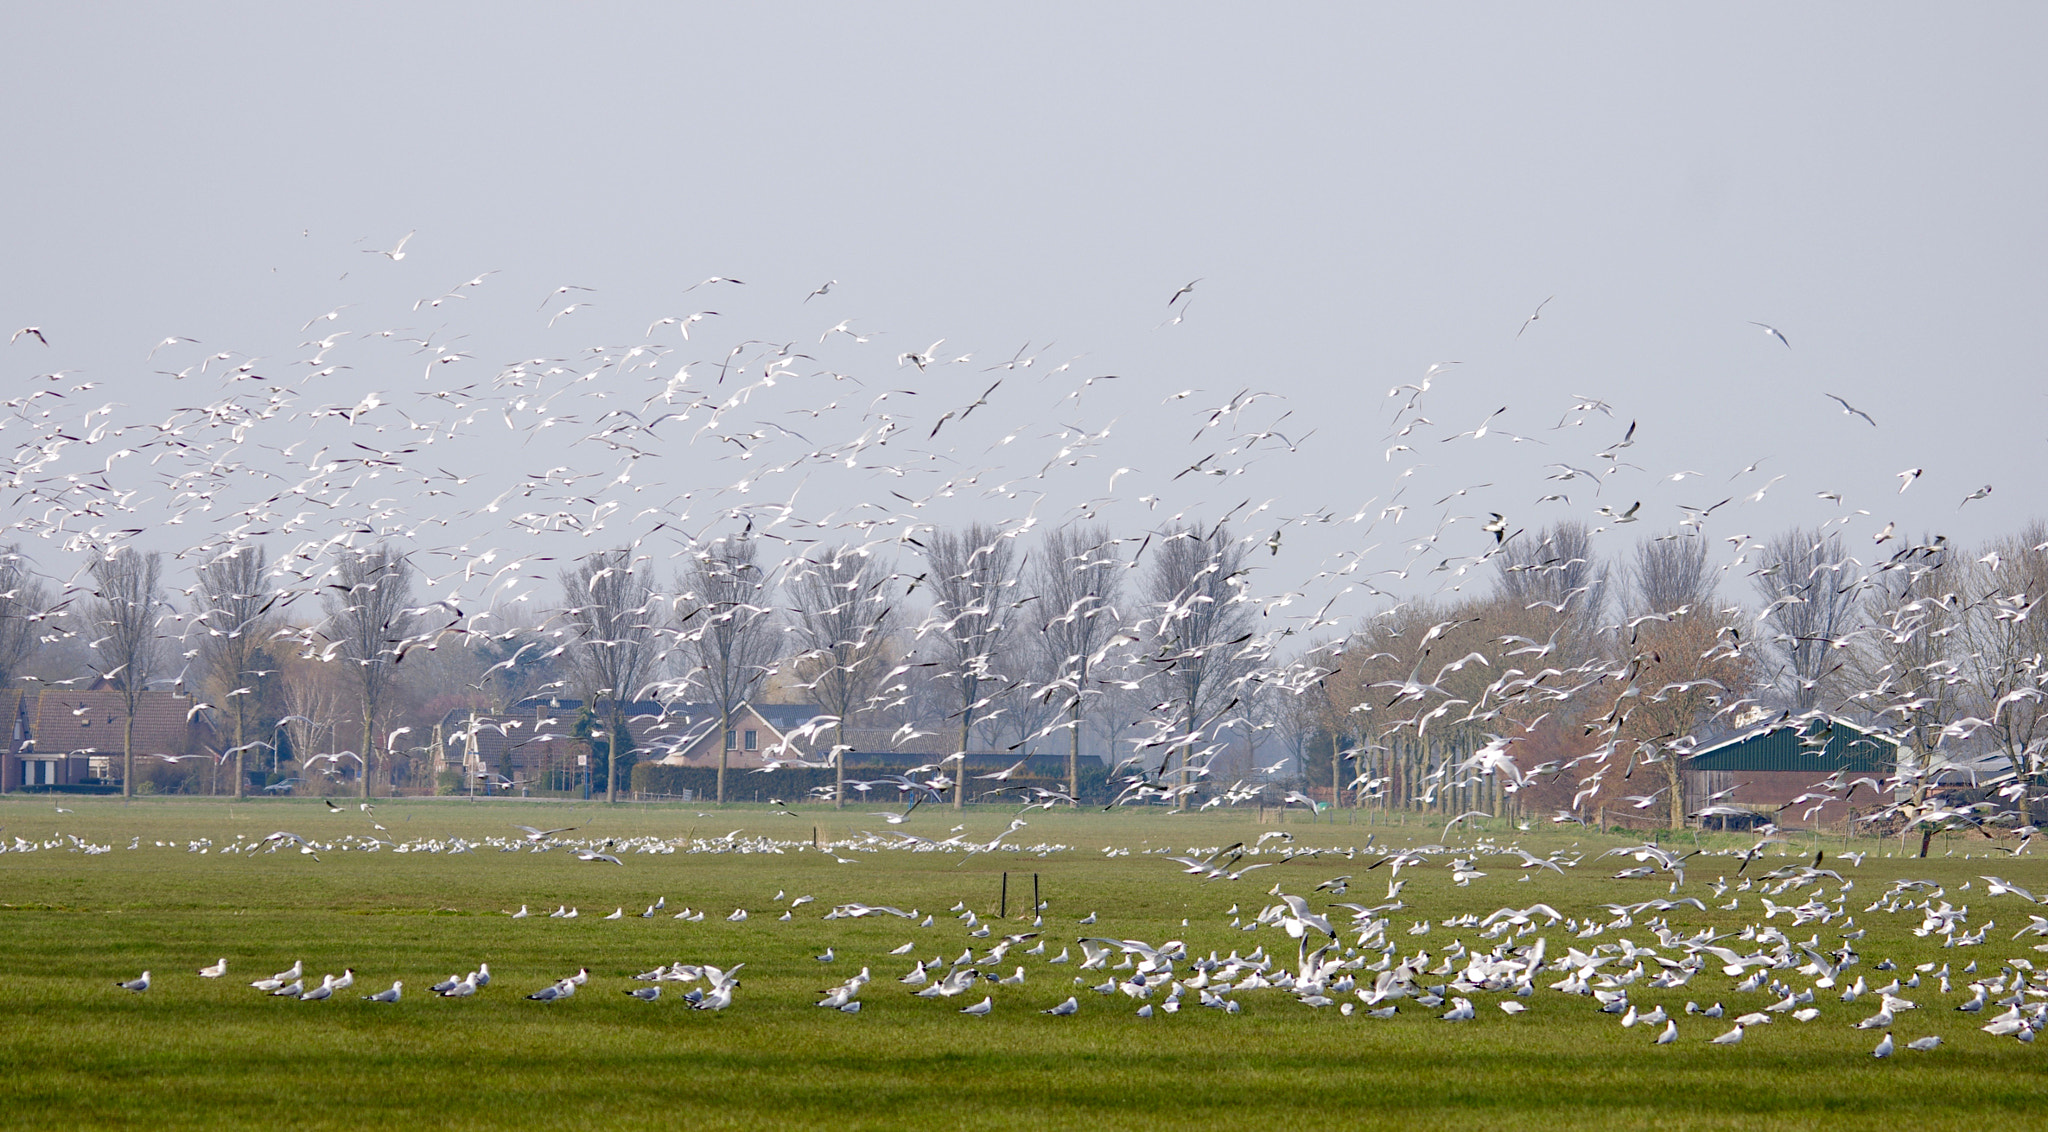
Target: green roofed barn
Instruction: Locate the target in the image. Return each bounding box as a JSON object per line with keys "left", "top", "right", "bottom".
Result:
{"left": 1686, "top": 715, "right": 1899, "bottom": 830}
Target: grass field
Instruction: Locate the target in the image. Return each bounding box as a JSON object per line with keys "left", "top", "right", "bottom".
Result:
{"left": 0, "top": 796, "right": 2041, "bottom": 1131}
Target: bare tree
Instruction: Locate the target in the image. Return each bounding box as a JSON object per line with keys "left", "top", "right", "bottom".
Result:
{"left": 676, "top": 536, "right": 778, "bottom": 803}
{"left": 786, "top": 546, "right": 897, "bottom": 807}
{"left": 1493, "top": 521, "right": 1607, "bottom": 664}
{"left": 474, "top": 609, "right": 563, "bottom": 707}
{"left": 88, "top": 549, "right": 164, "bottom": 798}
{"left": 1628, "top": 533, "right": 1716, "bottom": 615}
{"left": 1141, "top": 525, "right": 1255, "bottom": 807}
{"left": 193, "top": 544, "right": 274, "bottom": 798}
{"left": 561, "top": 548, "right": 660, "bottom": 804}
{"left": 319, "top": 545, "right": 419, "bottom": 798}
{"left": 918, "top": 523, "right": 1019, "bottom": 809}
{"left": 1850, "top": 537, "right": 1966, "bottom": 848}
{"left": 0, "top": 545, "right": 50, "bottom": 691}
{"left": 1028, "top": 525, "right": 1125, "bottom": 804}
{"left": 1615, "top": 533, "right": 1731, "bottom": 829}
{"left": 1751, "top": 528, "right": 1861, "bottom": 712}
{"left": 278, "top": 652, "right": 344, "bottom": 786}
{"left": 1958, "top": 523, "right": 2048, "bottom": 827}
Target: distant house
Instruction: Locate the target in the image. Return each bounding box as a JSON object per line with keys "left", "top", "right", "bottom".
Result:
{"left": 1685, "top": 716, "right": 1899, "bottom": 828}
{"left": 3, "top": 684, "right": 218, "bottom": 791}
{"left": 639, "top": 702, "right": 831, "bottom": 768}
{"left": 432, "top": 697, "right": 831, "bottom": 790}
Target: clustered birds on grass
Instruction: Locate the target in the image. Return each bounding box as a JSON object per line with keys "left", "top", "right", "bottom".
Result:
{"left": 100, "top": 821, "right": 2048, "bottom": 1057}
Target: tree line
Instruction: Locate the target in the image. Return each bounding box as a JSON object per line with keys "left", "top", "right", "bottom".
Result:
{"left": 3, "top": 515, "right": 2043, "bottom": 828}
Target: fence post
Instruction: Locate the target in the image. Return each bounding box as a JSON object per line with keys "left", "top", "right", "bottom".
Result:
{"left": 999, "top": 872, "right": 1008, "bottom": 919}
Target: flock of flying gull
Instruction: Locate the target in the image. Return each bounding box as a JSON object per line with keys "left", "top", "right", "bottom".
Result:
{"left": 5, "top": 240, "right": 2037, "bottom": 834}
{"left": 88, "top": 821, "right": 2048, "bottom": 1056}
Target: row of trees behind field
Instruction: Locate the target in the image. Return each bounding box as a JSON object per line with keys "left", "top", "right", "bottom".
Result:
{"left": 2, "top": 516, "right": 2042, "bottom": 824}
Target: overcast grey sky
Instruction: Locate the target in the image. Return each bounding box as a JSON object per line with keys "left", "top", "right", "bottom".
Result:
{"left": 4, "top": 4, "right": 2044, "bottom": 624}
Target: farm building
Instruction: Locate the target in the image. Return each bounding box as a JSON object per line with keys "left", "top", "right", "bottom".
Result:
{"left": 1685, "top": 715, "right": 1898, "bottom": 829}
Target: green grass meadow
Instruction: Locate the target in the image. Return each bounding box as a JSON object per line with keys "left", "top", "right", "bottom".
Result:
{"left": 0, "top": 797, "right": 2041, "bottom": 1131}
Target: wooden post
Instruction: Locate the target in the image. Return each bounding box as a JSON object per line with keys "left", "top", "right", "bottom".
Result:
{"left": 1033, "top": 873, "right": 1040, "bottom": 919}
{"left": 999, "top": 872, "right": 1008, "bottom": 919}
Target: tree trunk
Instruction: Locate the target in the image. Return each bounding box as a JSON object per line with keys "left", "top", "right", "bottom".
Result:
{"left": 232, "top": 701, "right": 246, "bottom": 800}
{"left": 2014, "top": 748, "right": 2034, "bottom": 828}
{"left": 1068, "top": 697, "right": 1081, "bottom": 807}
{"left": 954, "top": 708, "right": 971, "bottom": 810}
{"left": 1177, "top": 706, "right": 1196, "bottom": 812}
{"left": 1666, "top": 756, "right": 1685, "bottom": 832}
{"left": 606, "top": 706, "right": 621, "bottom": 805}
{"left": 1918, "top": 825, "right": 1934, "bottom": 858}
{"left": 834, "top": 721, "right": 846, "bottom": 810}
{"left": 123, "top": 711, "right": 135, "bottom": 798}
{"left": 361, "top": 703, "right": 374, "bottom": 799}
{"left": 716, "top": 705, "right": 730, "bottom": 804}
{"left": 1331, "top": 733, "right": 1342, "bottom": 810}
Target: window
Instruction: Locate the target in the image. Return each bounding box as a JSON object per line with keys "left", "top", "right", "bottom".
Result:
{"left": 724, "top": 729, "right": 736, "bottom": 751}
{"left": 744, "top": 730, "right": 758, "bottom": 751}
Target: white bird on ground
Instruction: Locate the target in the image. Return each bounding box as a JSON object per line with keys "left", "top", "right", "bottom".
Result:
{"left": 1655, "top": 1020, "right": 1677, "bottom": 1045}
{"left": 1044, "top": 997, "right": 1079, "bottom": 1016}
{"left": 364, "top": 982, "right": 402, "bottom": 1003}
{"left": 300, "top": 981, "right": 334, "bottom": 1001}
{"left": 961, "top": 996, "right": 993, "bottom": 1016}
{"left": 625, "top": 986, "right": 661, "bottom": 1002}
{"left": 692, "top": 984, "right": 734, "bottom": 1011}
{"left": 1906, "top": 1035, "right": 1942, "bottom": 1051}
{"left": 526, "top": 981, "right": 569, "bottom": 1002}
{"left": 1709, "top": 1023, "right": 1745, "bottom": 1045}
{"left": 198, "top": 959, "right": 227, "bottom": 978}
{"left": 116, "top": 971, "right": 151, "bottom": 993}
{"left": 1873, "top": 1032, "right": 1894, "bottom": 1058}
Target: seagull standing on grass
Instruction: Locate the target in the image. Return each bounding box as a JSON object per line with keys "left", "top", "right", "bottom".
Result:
{"left": 116, "top": 971, "right": 150, "bottom": 992}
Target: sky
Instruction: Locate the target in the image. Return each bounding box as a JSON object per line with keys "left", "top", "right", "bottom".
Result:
{"left": 3, "top": 4, "right": 2045, "bottom": 632}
